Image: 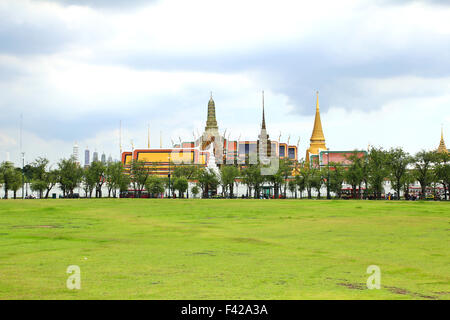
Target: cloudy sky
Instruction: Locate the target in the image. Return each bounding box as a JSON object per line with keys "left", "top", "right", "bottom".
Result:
{"left": 1, "top": 0, "right": 449, "bottom": 166}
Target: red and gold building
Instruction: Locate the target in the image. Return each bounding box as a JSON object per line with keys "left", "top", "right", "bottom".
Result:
{"left": 121, "top": 93, "right": 298, "bottom": 176}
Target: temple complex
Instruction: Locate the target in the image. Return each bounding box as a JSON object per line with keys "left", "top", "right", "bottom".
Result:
{"left": 121, "top": 92, "right": 298, "bottom": 177}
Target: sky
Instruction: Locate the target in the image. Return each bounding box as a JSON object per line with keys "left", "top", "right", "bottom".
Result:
{"left": 0, "top": 0, "right": 449, "bottom": 167}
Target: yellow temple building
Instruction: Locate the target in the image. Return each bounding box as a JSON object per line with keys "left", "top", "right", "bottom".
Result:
{"left": 305, "top": 91, "right": 327, "bottom": 163}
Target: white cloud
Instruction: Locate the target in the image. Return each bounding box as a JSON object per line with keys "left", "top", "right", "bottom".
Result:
{"left": 0, "top": 0, "right": 449, "bottom": 166}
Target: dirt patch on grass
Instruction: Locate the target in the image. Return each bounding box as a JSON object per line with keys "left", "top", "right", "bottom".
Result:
{"left": 434, "top": 291, "right": 450, "bottom": 295}
{"left": 335, "top": 281, "right": 438, "bottom": 299}
{"left": 384, "top": 286, "right": 437, "bottom": 300}
{"left": 337, "top": 282, "right": 365, "bottom": 290}
{"left": 231, "top": 237, "right": 271, "bottom": 245}
{"left": 188, "top": 251, "right": 216, "bottom": 256}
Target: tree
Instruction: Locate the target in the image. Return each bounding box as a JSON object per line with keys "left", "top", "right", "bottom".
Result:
{"left": 294, "top": 172, "right": 306, "bottom": 199}
{"left": 29, "top": 157, "right": 48, "bottom": 198}
{"left": 8, "top": 168, "right": 22, "bottom": 199}
{"left": 129, "top": 160, "right": 149, "bottom": 198}
{"left": 173, "top": 165, "right": 199, "bottom": 198}
{"left": 23, "top": 164, "right": 34, "bottom": 196}
{"left": 299, "top": 165, "right": 314, "bottom": 199}
{"left": 0, "top": 162, "right": 21, "bottom": 199}
{"left": 310, "top": 168, "right": 324, "bottom": 199}
{"left": 191, "top": 185, "right": 200, "bottom": 198}
{"left": 414, "top": 150, "right": 437, "bottom": 199}
{"left": 29, "top": 157, "right": 59, "bottom": 199}
{"left": 434, "top": 152, "right": 449, "bottom": 200}
{"left": 89, "top": 161, "right": 106, "bottom": 198}
{"left": 145, "top": 175, "right": 165, "bottom": 197}
{"left": 105, "top": 161, "right": 128, "bottom": 198}
{"left": 266, "top": 169, "right": 283, "bottom": 198}
{"left": 82, "top": 165, "right": 97, "bottom": 198}
{"left": 118, "top": 172, "right": 131, "bottom": 196}
{"left": 344, "top": 152, "right": 364, "bottom": 199}
{"left": 329, "top": 162, "right": 345, "bottom": 198}
{"left": 242, "top": 164, "right": 265, "bottom": 198}
{"left": 58, "top": 156, "right": 83, "bottom": 197}
{"left": 402, "top": 169, "right": 416, "bottom": 200}
{"left": 279, "top": 159, "right": 293, "bottom": 197}
{"left": 367, "top": 147, "right": 389, "bottom": 200}
{"left": 173, "top": 177, "right": 188, "bottom": 198}
{"left": 44, "top": 170, "right": 59, "bottom": 199}
{"left": 196, "top": 168, "right": 219, "bottom": 198}
{"left": 386, "top": 148, "right": 413, "bottom": 200}
{"left": 220, "top": 165, "right": 240, "bottom": 198}
{"left": 288, "top": 179, "right": 297, "bottom": 198}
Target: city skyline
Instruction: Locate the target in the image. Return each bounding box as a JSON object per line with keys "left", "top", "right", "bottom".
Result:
{"left": 1, "top": 0, "right": 449, "bottom": 166}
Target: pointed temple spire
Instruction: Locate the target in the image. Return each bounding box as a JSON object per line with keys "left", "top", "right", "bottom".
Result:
{"left": 438, "top": 125, "right": 448, "bottom": 154}
{"left": 310, "top": 91, "right": 325, "bottom": 143}
{"left": 262, "top": 90, "right": 266, "bottom": 130}
{"left": 306, "top": 91, "right": 327, "bottom": 163}
{"left": 205, "top": 92, "right": 218, "bottom": 130}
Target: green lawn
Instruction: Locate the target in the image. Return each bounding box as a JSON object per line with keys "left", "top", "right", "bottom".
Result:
{"left": 0, "top": 199, "right": 448, "bottom": 300}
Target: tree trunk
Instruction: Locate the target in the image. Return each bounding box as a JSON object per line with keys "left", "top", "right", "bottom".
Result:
{"left": 420, "top": 182, "right": 426, "bottom": 200}
{"left": 444, "top": 183, "right": 448, "bottom": 201}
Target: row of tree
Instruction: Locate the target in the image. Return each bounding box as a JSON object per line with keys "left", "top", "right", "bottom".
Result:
{"left": 0, "top": 157, "right": 130, "bottom": 199}
{"left": 161, "top": 147, "right": 448, "bottom": 200}
{"left": 0, "top": 147, "right": 448, "bottom": 200}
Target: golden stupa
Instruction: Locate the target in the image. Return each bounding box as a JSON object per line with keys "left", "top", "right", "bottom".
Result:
{"left": 306, "top": 92, "right": 327, "bottom": 162}
{"left": 437, "top": 127, "right": 448, "bottom": 154}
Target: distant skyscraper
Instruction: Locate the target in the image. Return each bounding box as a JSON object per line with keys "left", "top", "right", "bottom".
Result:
{"left": 84, "top": 148, "right": 90, "bottom": 167}
{"left": 93, "top": 151, "right": 99, "bottom": 162}
{"left": 101, "top": 153, "right": 106, "bottom": 164}
{"left": 73, "top": 142, "right": 80, "bottom": 165}
{"left": 108, "top": 155, "right": 113, "bottom": 163}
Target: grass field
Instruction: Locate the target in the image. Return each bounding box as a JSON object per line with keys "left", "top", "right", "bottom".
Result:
{"left": 0, "top": 199, "right": 449, "bottom": 300}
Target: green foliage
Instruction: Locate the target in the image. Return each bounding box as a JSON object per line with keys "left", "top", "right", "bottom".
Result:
{"left": 196, "top": 168, "right": 219, "bottom": 198}
{"left": 129, "top": 160, "right": 149, "bottom": 197}
{"left": 173, "top": 177, "right": 189, "bottom": 198}
{"left": 57, "top": 156, "right": 83, "bottom": 197}
{"left": 328, "top": 162, "right": 345, "bottom": 198}
{"left": 433, "top": 152, "right": 449, "bottom": 200}
{"left": 367, "top": 147, "right": 389, "bottom": 199}
{"left": 191, "top": 185, "right": 200, "bottom": 197}
{"left": 220, "top": 165, "right": 240, "bottom": 198}
{"left": 386, "top": 148, "right": 413, "bottom": 200}
{"left": 241, "top": 164, "right": 265, "bottom": 198}
{"left": 0, "top": 161, "right": 22, "bottom": 199}
{"left": 414, "top": 150, "right": 438, "bottom": 199}
{"left": 344, "top": 151, "right": 365, "bottom": 199}
{"left": 173, "top": 165, "right": 199, "bottom": 179}
{"left": 105, "top": 161, "right": 129, "bottom": 198}
{"left": 288, "top": 179, "right": 297, "bottom": 197}
{"left": 145, "top": 175, "right": 165, "bottom": 197}
{"left": 30, "top": 157, "right": 59, "bottom": 199}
